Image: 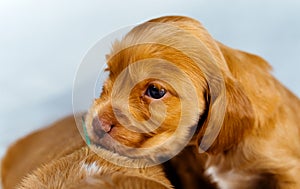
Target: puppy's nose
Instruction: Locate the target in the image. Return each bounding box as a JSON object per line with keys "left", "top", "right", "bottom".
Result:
{"left": 92, "top": 117, "right": 114, "bottom": 138}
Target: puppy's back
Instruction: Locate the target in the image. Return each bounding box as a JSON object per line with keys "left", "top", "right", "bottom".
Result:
{"left": 1, "top": 116, "right": 86, "bottom": 189}
{"left": 1, "top": 116, "right": 172, "bottom": 189}
{"left": 16, "top": 147, "right": 172, "bottom": 189}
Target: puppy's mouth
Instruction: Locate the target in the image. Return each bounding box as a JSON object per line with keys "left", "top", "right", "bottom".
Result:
{"left": 92, "top": 133, "right": 119, "bottom": 153}
{"left": 89, "top": 118, "right": 119, "bottom": 153}
{"left": 92, "top": 115, "right": 113, "bottom": 133}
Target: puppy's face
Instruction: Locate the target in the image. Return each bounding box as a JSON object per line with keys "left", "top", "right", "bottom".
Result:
{"left": 85, "top": 42, "right": 208, "bottom": 161}
{"left": 84, "top": 16, "right": 256, "bottom": 162}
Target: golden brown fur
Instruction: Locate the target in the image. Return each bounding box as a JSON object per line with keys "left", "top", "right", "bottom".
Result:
{"left": 1, "top": 116, "right": 85, "bottom": 189}
{"left": 2, "top": 15, "right": 300, "bottom": 189}
{"left": 17, "top": 147, "right": 171, "bottom": 189}
{"left": 85, "top": 16, "right": 300, "bottom": 188}
{"left": 1, "top": 116, "right": 172, "bottom": 189}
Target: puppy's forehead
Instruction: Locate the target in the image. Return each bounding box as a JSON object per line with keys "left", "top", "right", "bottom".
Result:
{"left": 105, "top": 21, "right": 194, "bottom": 77}
{"left": 106, "top": 43, "right": 164, "bottom": 77}
{"left": 104, "top": 18, "right": 224, "bottom": 90}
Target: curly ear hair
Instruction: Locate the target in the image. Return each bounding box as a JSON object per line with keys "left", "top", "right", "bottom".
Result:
{"left": 197, "top": 42, "right": 279, "bottom": 153}
{"left": 198, "top": 76, "right": 255, "bottom": 153}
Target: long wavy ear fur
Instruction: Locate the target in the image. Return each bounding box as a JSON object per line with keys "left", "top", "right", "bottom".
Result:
{"left": 198, "top": 44, "right": 260, "bottom": 154}
{"left": 205, "top": 78, "right": 254, "bottom": 153}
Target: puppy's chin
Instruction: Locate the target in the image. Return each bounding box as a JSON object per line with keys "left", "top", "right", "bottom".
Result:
{"left": 86, "top": 120, "right": 199, "bottom": 166}
{"left": 88, "top": 144, "right": 154, "bottom": 168}
{"left": 88, "top": 130, "right": 163, "bottom": 162}
{"left": 86, "top": 123, "right": 150, "bottom": 158}
{"left": 90, "top": 133, "right": 118, "bottom": 152}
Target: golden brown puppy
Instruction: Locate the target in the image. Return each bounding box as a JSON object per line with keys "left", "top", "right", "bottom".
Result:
{"left": 85, "top": 16, "right": 300, "bottom": 189}
{"left": 1, "top": 116, "right": 172, "bottom": 189}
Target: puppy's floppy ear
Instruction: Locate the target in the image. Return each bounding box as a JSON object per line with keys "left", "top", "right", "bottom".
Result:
{"left": 198, "top": 43, "right": 257, "bottom": 154}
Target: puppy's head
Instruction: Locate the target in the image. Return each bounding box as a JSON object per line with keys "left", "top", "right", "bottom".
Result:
{"left": 85, "top": 16, "right": 255, "bottom": 162}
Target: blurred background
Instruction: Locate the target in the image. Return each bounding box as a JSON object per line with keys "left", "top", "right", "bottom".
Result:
{"left": 0, "top": 0, "right": 299, "bottom": 160}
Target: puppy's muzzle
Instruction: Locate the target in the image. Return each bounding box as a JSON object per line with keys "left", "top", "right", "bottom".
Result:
{"left": 92, "top": 116, "right": 114, "bottom": 138}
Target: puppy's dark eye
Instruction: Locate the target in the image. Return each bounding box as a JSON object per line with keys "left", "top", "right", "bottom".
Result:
{"left": 146, "top": 84, "right": 166, "bottom": 99}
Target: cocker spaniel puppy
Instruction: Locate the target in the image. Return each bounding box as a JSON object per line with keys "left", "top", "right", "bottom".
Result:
{"left": 85, "top": 16, "right": 300, "bottom": 189}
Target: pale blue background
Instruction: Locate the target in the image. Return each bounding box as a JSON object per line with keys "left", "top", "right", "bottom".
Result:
{"left": 0, "top": 0, "right": 299, "bottom": 162}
